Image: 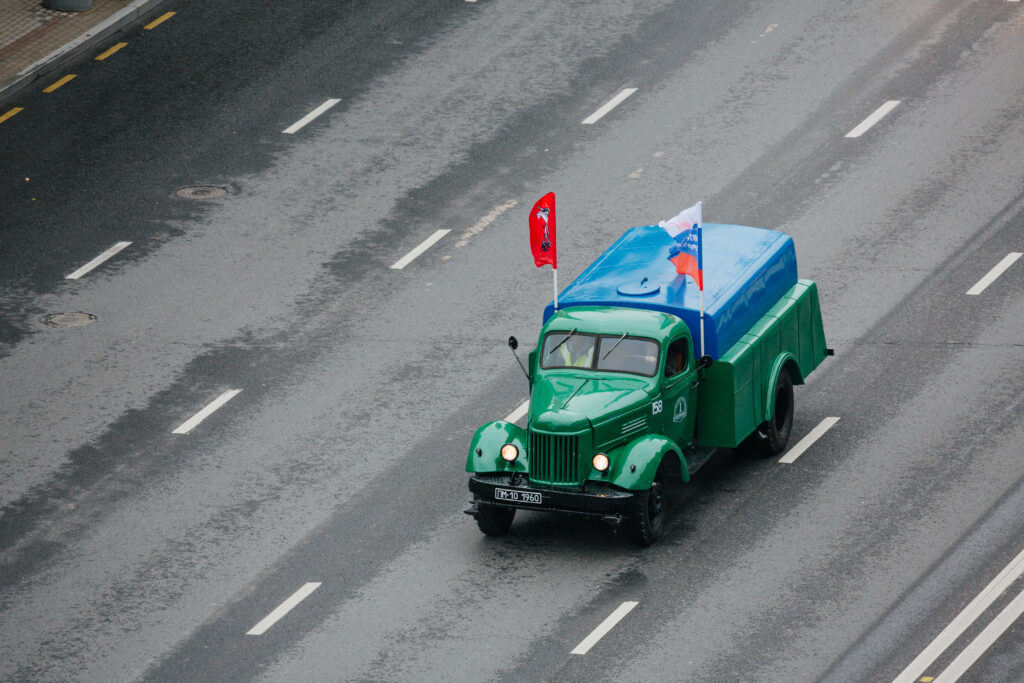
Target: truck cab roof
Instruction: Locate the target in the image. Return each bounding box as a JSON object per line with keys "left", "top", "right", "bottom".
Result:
{"left": 541, "top": 305, "right": 685, "bottom": 341}
{"left": 542, "top": 223, "right": 798, "bottom": 358}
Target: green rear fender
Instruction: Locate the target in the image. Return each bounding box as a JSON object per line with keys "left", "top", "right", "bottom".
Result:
{"left": 605, "top": 434, "right": 689, "bottom": 491}
{"left": 466, "top": 421, "right": 528, "bottom": 474}
{"left": 764, "top": 353, "right": 803, "bottom": 423}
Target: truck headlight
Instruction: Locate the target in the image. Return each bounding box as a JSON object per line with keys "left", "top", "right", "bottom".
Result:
{"left": 592, "top": 453, "right": 610, "bottom": 472}
{"left": 500, "top": 444, "right": 519, "bottom": 462}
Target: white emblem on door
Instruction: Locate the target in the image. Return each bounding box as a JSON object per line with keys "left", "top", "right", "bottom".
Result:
{"left": 673, "top": 397, "right": 688, "bottom": 423}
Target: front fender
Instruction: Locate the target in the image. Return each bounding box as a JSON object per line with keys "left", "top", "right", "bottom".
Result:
{"left": 466, "top": 421, "right": 528, "bottom": 474}
{"left": 605, "top": 434, "right": 688, "bottom": 491}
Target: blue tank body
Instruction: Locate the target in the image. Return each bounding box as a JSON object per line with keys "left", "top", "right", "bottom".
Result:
{"left": 541, "top": 224, "right": 798, "bottom": 359}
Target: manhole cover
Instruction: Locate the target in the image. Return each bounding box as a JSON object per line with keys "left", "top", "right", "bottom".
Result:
{"left": 42, "top": 312, "right": 97, "bottom": 328}
{"left": 175, "top": 185, "right": 228, "bottom": 200}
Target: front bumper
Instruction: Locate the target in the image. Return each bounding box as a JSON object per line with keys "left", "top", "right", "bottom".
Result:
{"left": 466, "top": 474, "right": 635, "bottom": 520}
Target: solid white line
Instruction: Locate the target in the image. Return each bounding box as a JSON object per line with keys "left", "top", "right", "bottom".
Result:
{"left": 845, "top": 100, "right": 900, "bottom": 138}
{"left": 282, "top": 99, "right": 340, "bottom": 134}
{"left": 966, "top": 252, "right": 1022, "bottom": 296}
{"left": 390, "top": 229, "right": 451, "bottom": 269}
{"left": 779, "top": 416, "right": 840, "bottom": 464}
{"left": 172, "top": 389, "right": 242, "bottom": 434}
{"left": 571, "top": 601, "right": 638, "bottom": 655}
{"left": 504, "top": 400, "right": 529, "bottom": 424}
{"left": 581, "top": 88, "right": 638, "bottom": 125}
{"left": 65, "top": 241, "right": 132, "bottom": 279}
{"left": 246, "top": 582, "right": 321, "bottom": 636}
{"left": 892, "top": 545, "right": 1024, "bottom": 683}
{"left": 935, "top": 586, "right": 1024, "bottom": 682}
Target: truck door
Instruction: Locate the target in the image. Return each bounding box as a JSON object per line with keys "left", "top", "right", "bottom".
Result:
{"left": 661, "top": 335, "right": 698, "bottom": 448}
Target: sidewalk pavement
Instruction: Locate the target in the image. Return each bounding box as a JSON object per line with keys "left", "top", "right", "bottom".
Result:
{"left": 0, "top": 0, "right": 170, "bottom": 101}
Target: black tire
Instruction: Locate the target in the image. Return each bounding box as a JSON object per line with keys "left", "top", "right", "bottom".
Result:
{"left": 628, "top": 470, "right": 667, "bottom": 546}
{"left": 752, "top": 366, "right": 794, "bottom": 456}
{"left": 476, "top": 503, "right": 515, "bottom": 536}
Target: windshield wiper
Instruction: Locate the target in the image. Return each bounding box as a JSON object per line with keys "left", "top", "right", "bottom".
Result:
{"left": 602, "top": 332, "right": 628, "bottom": 360}
{"left": 547, "top": 328, "right": 578, "bottom": 357}
{"left": 562, "top": 378, "right": 590, "bottom": 408}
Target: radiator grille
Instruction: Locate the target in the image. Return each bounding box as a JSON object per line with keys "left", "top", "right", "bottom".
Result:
{"left": 528, "top": 432, "right": 581, "bottom": 486}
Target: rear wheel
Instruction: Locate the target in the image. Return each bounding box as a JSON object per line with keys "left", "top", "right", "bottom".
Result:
{"left": 746, "top": 366, "right": 794, "bottom": 456}
{"left": 476, "top": 503, "right": 515, "bottom": 536}
{"left": 629, "top": 470, "right": 667, "bottom": 546}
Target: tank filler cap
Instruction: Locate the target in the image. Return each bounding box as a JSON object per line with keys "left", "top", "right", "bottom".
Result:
{"left": 617, "top": 277, "right": 660, "bottom": 297}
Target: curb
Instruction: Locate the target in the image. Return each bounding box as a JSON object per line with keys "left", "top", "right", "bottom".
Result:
{"left": 0, "top": 0, "right": 174, "bottom": 101}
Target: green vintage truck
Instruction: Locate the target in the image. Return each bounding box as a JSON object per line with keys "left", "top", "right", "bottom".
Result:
{"left": 465, "top": 223, "right": 831, "bottom": 545}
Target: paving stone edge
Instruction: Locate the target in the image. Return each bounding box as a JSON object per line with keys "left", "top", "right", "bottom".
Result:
{"left": 0, "top": 0, "right": 174, "bottom": 102}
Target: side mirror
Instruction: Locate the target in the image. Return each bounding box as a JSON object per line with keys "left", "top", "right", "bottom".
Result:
{"left": 508, "top": 336, "right": 529, "bottom": 383}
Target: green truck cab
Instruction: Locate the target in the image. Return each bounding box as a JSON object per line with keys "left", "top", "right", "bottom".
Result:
{"left": 465, "top": 223, "right": 831, "bottom": 545}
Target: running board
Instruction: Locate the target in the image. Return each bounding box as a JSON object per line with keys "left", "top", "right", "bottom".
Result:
{"left": 684, "top": 446, "right": 718, "bottom": 477}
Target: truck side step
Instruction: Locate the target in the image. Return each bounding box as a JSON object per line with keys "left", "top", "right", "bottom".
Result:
{"left": 601, "top": 514, "right": 624, "bottom": 532}
{"left": 684, "top": 447, "right": 718, "bottom": 476}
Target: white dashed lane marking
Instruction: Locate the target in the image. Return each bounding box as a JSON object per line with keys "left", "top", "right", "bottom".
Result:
{"left": 966, "top": 252, "right": 1021, "bottom": 296}
{"left": 65, "top": 241, "right": 132, "bottom": 279}
{"left": 504, "top": 400, "right": 529, "bottom": 424}
{"left": 845, "top": 100, "right": 900, "bottom": 138}
{"left": 390, "top": 230, "right": 451, "bottom": 269}
{"left": 779, "top": 416, "right": 840, "bottom": 464}
{"left": 453, "top": 200, "right": 517, "bottom": 249}
{"left": 283, "top": 99, "right": 340, "bottom": 134}
{"left": 582, "top": 88, "right": 638, "bottom": 125}
{"left": 571, "top": 601, "right": 639, "bottom": 655}
{"left": 172, "top": 389, "right": 241, "bottom": 434}
{"left": 247, "top": 582, "right": 322, "bottom": 636}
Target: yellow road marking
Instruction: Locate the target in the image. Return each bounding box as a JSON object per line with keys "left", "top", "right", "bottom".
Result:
{"left": 144, "top": 11, "right": 175, "bottom": 30}
{"left": 0, "top": 107, "right": 24, "bottom": 124}
{"left": 43, "top": 74, "right": 77, "bottom": 93}
{"left": 95, "top": 42, "right": 127, "bottom": 61}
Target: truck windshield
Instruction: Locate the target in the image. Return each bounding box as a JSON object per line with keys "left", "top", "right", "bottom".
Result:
{"left": 540, "top": 332, "right": 659, "bottom": 377}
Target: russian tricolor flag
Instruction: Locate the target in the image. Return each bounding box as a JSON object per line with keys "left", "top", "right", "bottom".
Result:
{"left": 659, "top": 201, "right": 703, "bottom": 290}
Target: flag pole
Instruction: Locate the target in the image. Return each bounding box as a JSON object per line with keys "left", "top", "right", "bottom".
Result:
{"left": 697, "top": 215, "right": 704, "bottom": 357}
{"left": 553, "top": 267, "right": 559, "bottom": 311}
{"left": 699, "top": 288, "right": 705, "bottom": 357}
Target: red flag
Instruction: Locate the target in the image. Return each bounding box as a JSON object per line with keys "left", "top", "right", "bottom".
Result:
{"left": 529, "top": 192, "right": 557, "bottom": 268}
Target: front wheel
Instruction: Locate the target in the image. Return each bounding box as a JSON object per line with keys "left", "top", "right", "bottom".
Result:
{"left": 628, "top": 472, "right": 667, "bottom": 546}
{"left": 476, "top": 503, "right": 515, "bottom": 536}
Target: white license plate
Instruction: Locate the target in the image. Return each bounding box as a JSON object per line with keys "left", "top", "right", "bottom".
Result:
{"left": 494, "top": 488, "right": 542, "bottom": 505}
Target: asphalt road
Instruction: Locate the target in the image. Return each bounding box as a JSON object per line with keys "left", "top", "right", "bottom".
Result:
{"left": 1, "top": 0, "right": 1023, "bottom": 681}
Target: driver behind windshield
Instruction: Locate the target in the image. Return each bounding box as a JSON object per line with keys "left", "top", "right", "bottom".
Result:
{"left": 559, "top": 334, "right": 594, "bottom": 368}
